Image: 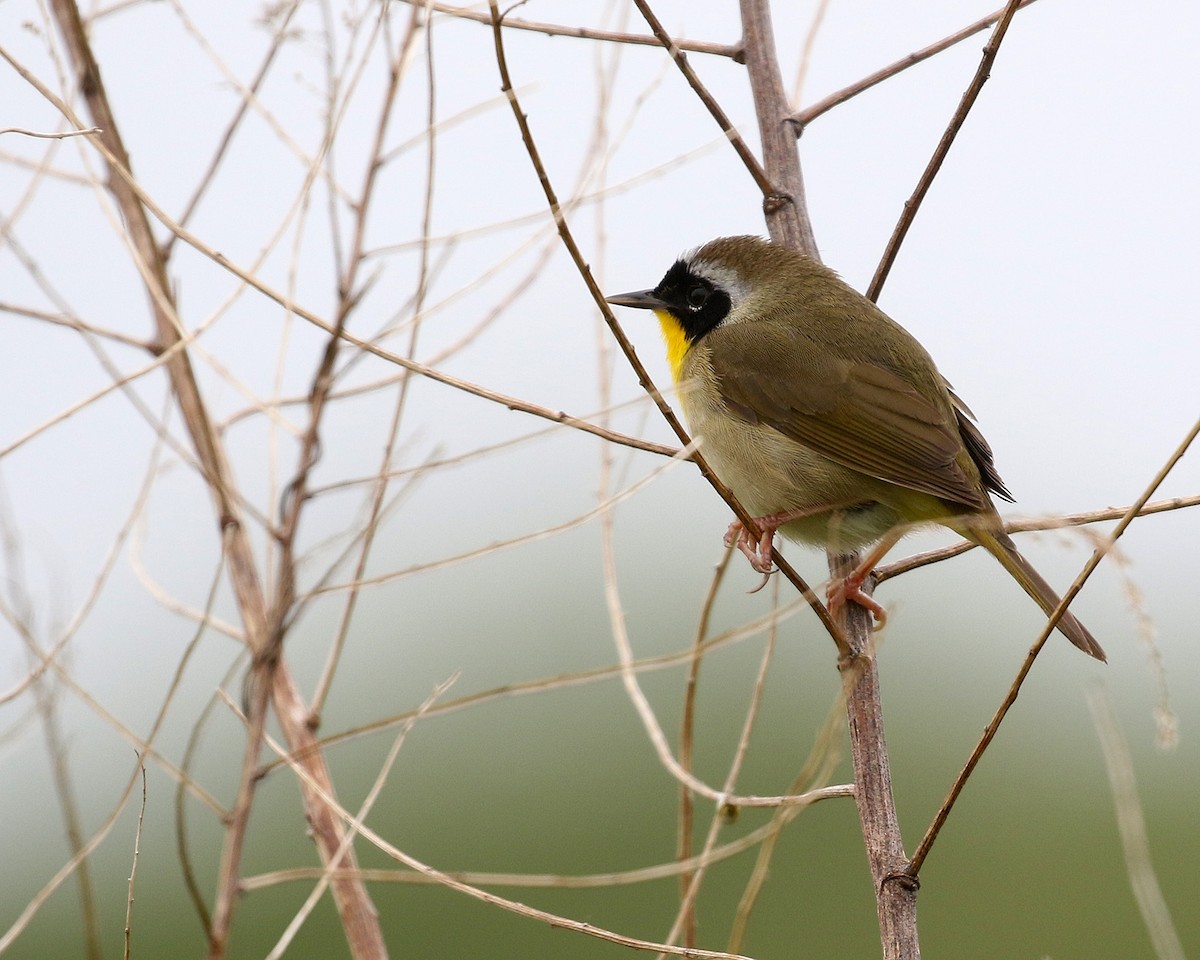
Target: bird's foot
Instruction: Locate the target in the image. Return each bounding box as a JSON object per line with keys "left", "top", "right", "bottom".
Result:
{"left": 826, "top": 571, "right": 888, "bottom": 631}
{"left": 725, "top": 506, "right": 831, "bottom": 576}
{"left": 724, "top": 518, "right": 777, "bottom": 575}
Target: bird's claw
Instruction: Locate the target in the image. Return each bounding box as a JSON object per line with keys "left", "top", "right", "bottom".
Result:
{"left": 827, "top": 576, "right": 888, "bottom": 632}
{"left": 725, "top": 520, "right": 776, "bottom": 575}
{"left": 726, "top": 517, "right": 886, "bottom": 630}
{"left": 747, "top": 569, "right": 775, "bottom": 594}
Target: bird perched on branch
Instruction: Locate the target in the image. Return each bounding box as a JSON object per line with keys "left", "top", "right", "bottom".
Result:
{"left": 608, "top": 235, "right": 1104, "bottom": 661}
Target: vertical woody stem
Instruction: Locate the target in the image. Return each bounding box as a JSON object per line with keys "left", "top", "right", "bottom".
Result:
{"left": 737, "top": 1, "right": 920, "bottom": 955}
{"left": 45, "top": 3, "right": 386, "bottom": 956}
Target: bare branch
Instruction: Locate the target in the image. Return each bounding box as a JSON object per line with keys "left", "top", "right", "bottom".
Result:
{"left": 401, "top": 0, "right": 739, "bottom": 58}
{"left": 867, "top": 0, "right": 1025, "bottom": 301}
{"left": 736, "top": 0, "right": 817, "bottom": 253}
{"left": 790, "top": 0, "right": 1041, "bottom": 129}
{"left": 907, "top": 415, "right": 1200, "bottom": 877}
{"left": 736, "top": 0, "right": 916, "bottom": 953}
{"left": 1086, "top": 684, "right": 1186, "bottom": 960}
{"left": 628, "top": 0, "right": 775, "bottom": 201}
{"left": 35, "top": 3, "right": 387, "bottom": 954}
{"left": 123, "top": 758, "right": 148, "bottom": 960}
{"left": 876, "top": 493, "right": 1200, "bottom": 583}
{"left": 0, "top": 125, "right": 101, "bottom": 139}
{"left": 258, "top": 718, "right": 769, "bottom": 960}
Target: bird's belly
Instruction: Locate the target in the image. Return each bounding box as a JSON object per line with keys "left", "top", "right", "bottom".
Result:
{"left": 682, "top": 392, "right": 903, "bottom": 550}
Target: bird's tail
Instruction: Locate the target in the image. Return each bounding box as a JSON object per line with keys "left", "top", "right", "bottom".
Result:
{"left": 974, "top": 527, "right": 1106, "bottom": 662}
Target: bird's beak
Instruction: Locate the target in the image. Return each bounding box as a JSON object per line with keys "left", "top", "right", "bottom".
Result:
{"left": 606, "top": 289, "right": 667, "bottom": 310}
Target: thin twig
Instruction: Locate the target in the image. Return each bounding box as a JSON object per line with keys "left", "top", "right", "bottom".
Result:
{"left": 788, "top": 0, "right": 830, "bottom": 108}
{"left": 34, "top": 4, "right": 387, "bottom": 955}
{"left": 628, "top": 0, "right": 774, "bottom": 202}
{"left": 123, "top": 757, "right": 148, "bottom": 960}
{"left": 676, "top": 547, "right": 735, "bottom": 946}
{"left": 875, "top": 493, "right": 1200, "bottom": 583}
{"left": 736, "top": 0, "right": 818, "bottom": 253}
{"left": 401, "top": 0, "right": 739, "bottom": 58}
{"left": 867, "top": 0, "right": 1025, "bottom": 301}
{"left": 488, "top": 0, "right": 839, "bottom": 644}
{"left": 237, "top": 807, "right": 823, "bottom": 889}
{"left": 790, "top": 0, "right": 1041, "bottom": 130}
{"left": 173, "top": 561, "right": 233, "bottom": 935}
{"left": 256, "top": 716, "right": 765, "bottom": 960}
{"left": 1086, "top": 684, "right": 1186, "bottom": 960}
{"left": 3, "top": 300, "right": 154, "bottom": 350}
{"left": 0, "top": 125, "right": 100, "bottom": 139}
{"left": 906, "top": 416, "right": 1200, "bottom": 877}
{"left": 737, "top": 0, "right": 913, "bottom": 953}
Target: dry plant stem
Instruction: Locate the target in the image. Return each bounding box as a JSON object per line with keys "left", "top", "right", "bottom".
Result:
{"left": 1086, "top": 685, "right": 1186, "bottom": 960}
{"left": 258, "top": 725, "right": 760, "bottom": 960}
{"left": 43, "top": 3, "right": 386, "bottom": 958}
{"left": 242, "top": 804, "right": 849, "bottom": 892}
{"left": 874, "top": 493, "right": 1200, "bottom": 584}
{"left": 630, "top": 0, "right": 773, "bottom": 198}
{"left": 789, "top": 0, "right": 830, "bottom": 106}
{"left": 124, "top": 760, "right": 148, "bottom": 960}
{"left": 0, "top": 124, "right": 100, "bottom": 138}
{"left": 3, "top": 48, "right": 679, "bottom": 465}
{"left": 3, "top": 300, "right": 154, "bottom": 350}
{"left": 738, "top": 0, "right": 818, "bottom": 254}
{"left": 407, "top": 0, "right": 739, "bottom": 58}
{"left": 830, "top": 557, "right": 919, "bottom": 958}
{"left": 738, "top": 0, "right": 916, "bottom": 953}
{"left": 867, "top": 0, "right": 1025, "bottom": 301}
{"left": 906, "top": 415, "right": 1200, "bottom": 877}
{"left": 677, "top": 548, "right": 735, "bottom": 947}
{"left": 790, "top": 0, "right": 1040, "bottom": 129}
{"left": 162, "top": 0, "right": 301, "bottom": 256}
{"left": 728, "top": 695, "right": 845, "bottom": 952}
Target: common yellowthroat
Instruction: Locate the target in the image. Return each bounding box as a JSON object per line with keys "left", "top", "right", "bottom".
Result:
{"left": 608, "top": 235, "right": 1104, "bottom": 661}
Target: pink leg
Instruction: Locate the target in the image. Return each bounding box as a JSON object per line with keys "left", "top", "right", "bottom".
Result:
{"left": 825, "top": 530, "right": 904, "bottom": 629}
{"left": 723, "top": 501, "right": 874, "bottom": 577}
{"left": 724, "top": 518, "right": 775, "bottom": 574}
{"left": 826, "top": 575, "right": 888, "bottom": 627}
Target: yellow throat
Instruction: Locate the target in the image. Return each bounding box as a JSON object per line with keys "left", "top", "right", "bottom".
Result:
{"left": 654, "top": 309, "right": 690, "bottom": 383}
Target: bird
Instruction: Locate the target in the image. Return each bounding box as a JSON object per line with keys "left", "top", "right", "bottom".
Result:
{"left": 606, "top": 235, "right": 1104, "bottom": 661}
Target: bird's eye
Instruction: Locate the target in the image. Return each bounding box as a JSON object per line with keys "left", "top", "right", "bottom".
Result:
{"left": 686, "top": 284, "right": 710, "bottom": 309}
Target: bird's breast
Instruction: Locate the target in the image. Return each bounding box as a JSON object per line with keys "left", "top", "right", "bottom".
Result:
{"left": 676, "top": 344, "right": 904, "bottom": 549}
